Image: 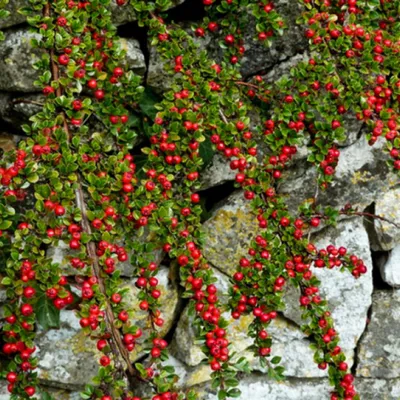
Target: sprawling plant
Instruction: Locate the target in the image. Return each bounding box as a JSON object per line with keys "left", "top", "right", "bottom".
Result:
{"left": 0, "top": 0, "right": 398, "bottom": 399}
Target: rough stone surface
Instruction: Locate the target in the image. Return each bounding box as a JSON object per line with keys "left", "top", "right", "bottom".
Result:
{"left": 0, "top": 0, "right": 26, "bottom": 29}
{"left": 0, "top": 28, "right": 42, "bottom": 92}
{"left": 148, "top": 0, "right": 306, "bottom": 91}
{"left": 33, "top": 266, "right": 178, "bottom": 390}
{"left": 357, "top": 378, "right": 400, "bottom": 400}
{"left": 110, "top": 0, "right": 185, "bottom": 26}
{"left": 171, "top": 267, "right": 326, "bottom": 378}
{"left": 0, "top": 380, "right": 81, "bottom": 399}
{"left": 377, "top": 245, "right": 400, "bottom": 287}
{"left": 203, "top": 376, "right": 331, "bottom": 400}
{"left": 0, "top": 93, "right": 43, "bottom": 130}
{"left": 357, "top": 290, "right": 400, "bottom": 379}
{"left": 47, "top": 230, "right": 164, "bottom": 278}
{"left": 202, "top": 191, "right": 259, "bottom": 276}
{"left": 199, "top": 154, "right": 236, "bottom": 190}
{"left": 372, "top": 186, "right": 400, "bottom": 251}
{"left": 311, "top": 220, "right": 373, "bottom": 354}
{"left": 279, "top": 136, "right": 397, "bottom": 214}
{"left": 0, "top": 32, "right": 146, "bottom": 94}
{"left": 35, "top": 310, "right": 101, "bottom": 390}
{"left": 119, "top": 37, "right": 147, "bottom": 76}
{"left": 232, "top": 0, "right": 307, "bottom": 78}
{"left": 282, "top": 219, "right": 373, "bottom": 367}
{"left": 123, "top": 265, "right": 181, "bottom": 340}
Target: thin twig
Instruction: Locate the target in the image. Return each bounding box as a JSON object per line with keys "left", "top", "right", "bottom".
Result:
{"left": 219, "top": 109, "right": 229, "bottom": 124}
{"left": 44, "top": 0, "right": 135, "bottom": 382}
{"left": 235, "top": 81, "right": 259, "bottom": 90}
{"left": 340, "top": 210, "right": 400, "bottom": 230}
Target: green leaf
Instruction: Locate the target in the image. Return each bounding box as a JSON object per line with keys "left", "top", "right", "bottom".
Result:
{"left": 139, "top": 87, "right": 161, "bottom": 119}
{"left": 0, "top": 220, "right": 12, "bottom": 230}
{"left": 1, "top": 277, "right": 11, "bottom": 285}
{"left": 218, "top": 389, "right": 227, "bottom": 400}
{"left": 199, "top": 139, "right": 215, "bottom": 169}
{"left": 37, "top": 292, "right": 60, "bottom": 330}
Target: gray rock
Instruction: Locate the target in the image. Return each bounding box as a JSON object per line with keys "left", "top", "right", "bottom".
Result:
{"left": 357, "top": 378, "right": 400, "bottom": 400}
{"left": 123, "top": 265, "right": 181, "bottom": 340}
{"left": 202, "top": 377, "right": 400, "bottom": 400}
{"left": 47, "top": 229, "right": 164, "bottom": 278}
{"left": 36, "top": 310, "right": 100, "bottom": 390}
{"left": 147, "top": 0, "right": 306, "bottom": 92}
{"left": 378, "top": 245, "right": 400, "bottom": 287}
{"left": 171, "top": 267, "right": 326, "bottom": 378}
{"left": 203, "top": 376, "right": 331, "bottom": 400}
{"left": 35, "top": 266, "right": 179, "bottom": 389}
{"left": 0, "top": 0, "right": 26, "bottom": 29}
{"left": 0, "top": 28, "right": 42, "bottom": 92}
{"left": 357, "top": 290, "right": 400, "bottom": 379}
{"left": 311, "top": 219, "right": 373, "bottom": 354}
{"left": 233, "top": 0, "right": 307, "bottom": 78}
{"left": 279, "top": 136, "right": 397, "bottom": 214}
{"left": 372, "top": 186, "right": 400, "bottom": 251}
{"left": 0, "top": 30, "right": 145, "bottom": 94}
{"left": 262, "top": 52, "right": 363, "bottom": 149}
{"left": 147, "top": 23, "right": 208, "bottom": 93}
{"left": 202, "top": 191, "right": 258, "bottom": 276}
{"left": 119, "top": 37, "right": 147, "bottom": 76}
{"left": 110, "top": 0, "right": 185, "bottom": 26}
{"left": 0, "top": 93, "right": 43, "bottom": 130}
{"left": 284, "top": 219, "right": 373, "bottom": 361}
{"left": 199, "top": 154, "right": 236, "bottom": 190}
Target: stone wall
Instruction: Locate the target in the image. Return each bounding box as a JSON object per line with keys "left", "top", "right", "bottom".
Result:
{"left": 0, "top": 1, "right": 400, "bottom": 399}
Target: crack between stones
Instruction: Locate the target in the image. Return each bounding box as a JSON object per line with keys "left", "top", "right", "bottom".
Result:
{"left": 351, "top": 301, "right": 372, "bottom": 377}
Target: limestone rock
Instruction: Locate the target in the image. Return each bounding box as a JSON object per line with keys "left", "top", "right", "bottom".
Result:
{"left": 34, "top": 266, "right": 178, "bottom": 389}
{"left": 199, "top": 154, "right": 236, "bottom": 190}
{"left": 0, "top": 381, "right": 78, "bottom": 399}
{"left": 0, "top": 93, "right": 44, "bottom": 131}
{"left": 147, "top": 0, "right": 306, "bottom": 92}
{"left": 202, "top": 376, "right": 331, "bottom": 400}
{"left": 311, "top": 220, "right": 373, "bottom": 354}
{"left": 279, "top": 137, "right": 397, "bottom": 214}
{"left": 0, "top": 28, "right": 42, "bottom": 92}
{"left": 36, "top": 310, "right": 101, "bottom": 390}
{"left": 47, "top": 228, "right": 163, "bottom": 278}
{"left": 228, "top": 0, "right": 307, "bottom": 78}
{"left": 372, "top": 187, "right": 400, "bottom": 251}
{"left": 123, "top": 265, "right": 181, "bottom": 340}
{"left": 110, "top": 0, "right": 185, "bottom": 26}
{"left": 202, "top": 191, "right": 258, "bottom": 276}
{"left": 377, "top": 245, "right": 400, "bottom": 287}
{"left": 119, "top": 37, "right": 146, "bottom": 76}
{"left": 262, "top": 52, "right": 362, "bottom": 149}
{"left": 0, "top": 30, "right": 145, "bottom": 93}
{"left": 357, "top": 290, "right": 400, "bottom": 379}
{"left": 357, "top": 378, "right": 400, "bottom": 400}
{"left": 171, "top": 266, "right": 327, "bottom": 378}
{"left": 283, "top": 219, "right": 373, "bottom": 362}
{"left": 0, "top": 0, "right": 26, "bottom": 29}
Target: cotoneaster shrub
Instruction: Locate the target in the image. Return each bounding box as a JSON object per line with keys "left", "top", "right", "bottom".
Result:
{"left": 0, "top": 0, "right": 399, "bottom": 399}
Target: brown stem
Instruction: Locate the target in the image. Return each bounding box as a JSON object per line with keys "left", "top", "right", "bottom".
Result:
{"left": 235, "top": 81, "right": 259, "bottom": 90}
{"left": 43, "top": 0, "right": 135, "bottom": 381}
{"left": 340, "top": 210, "right": 400, "bottom": 230}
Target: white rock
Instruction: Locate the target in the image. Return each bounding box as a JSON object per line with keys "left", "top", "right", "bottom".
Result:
{"left": 357, "top": 290, "right": 400, "bottom": 379}
{"left": 372, "top": 187, "right": 400, "bottom": 251}
{"left": 378, "top": 245, "right": 400, "bottom": 287}
{"left": 311, "top": 219, "right": 373, "bottom": 354}
{"left": 203, "top": 376, "right": 331, "bottom": 400}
